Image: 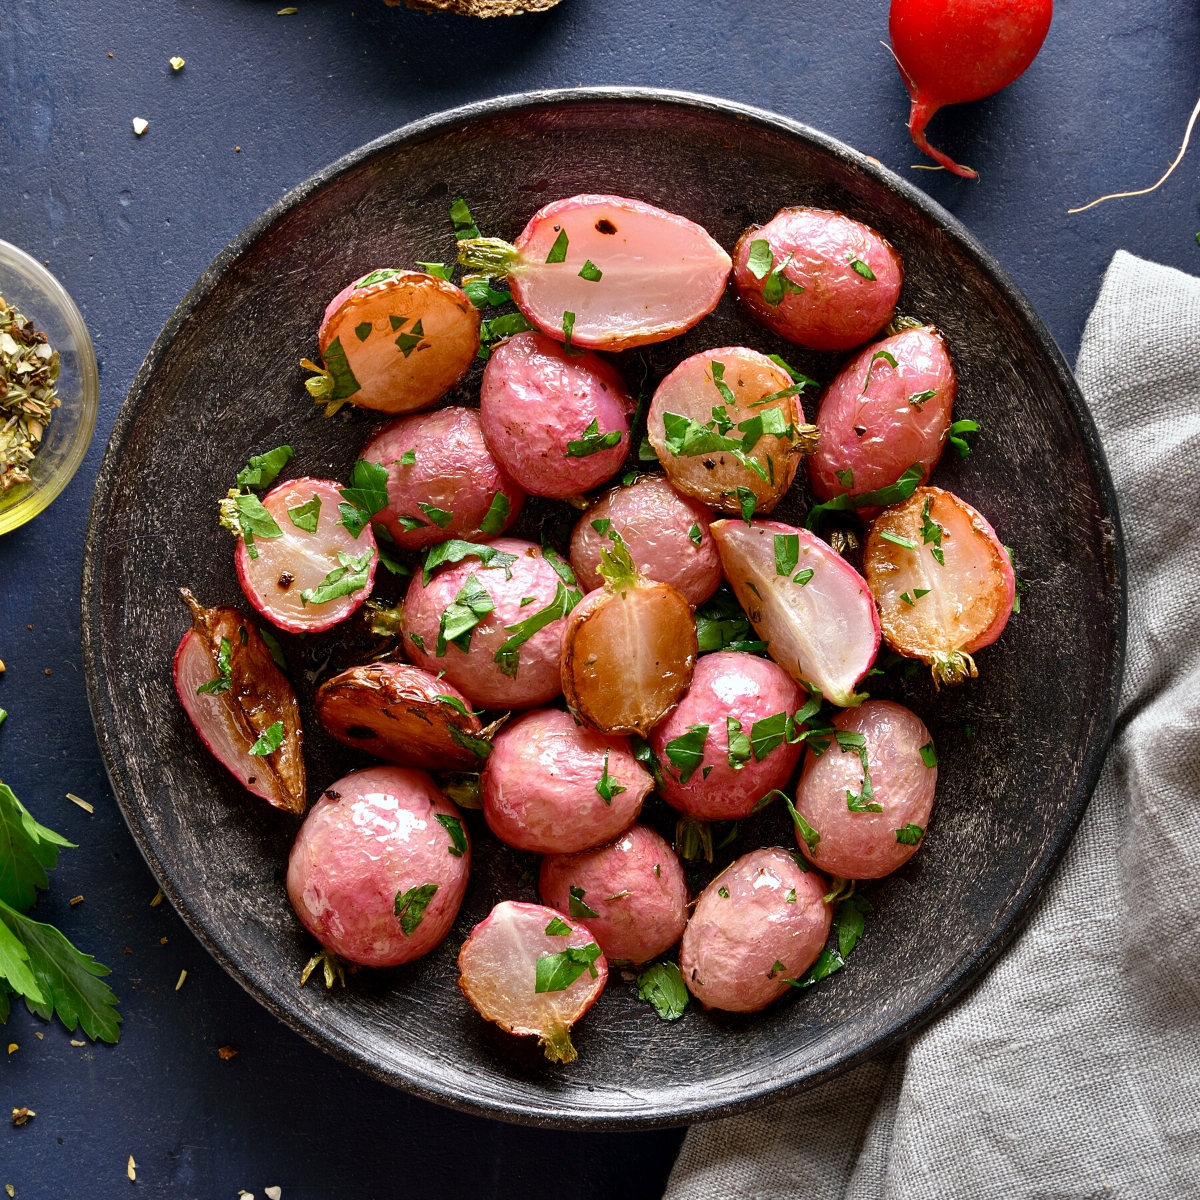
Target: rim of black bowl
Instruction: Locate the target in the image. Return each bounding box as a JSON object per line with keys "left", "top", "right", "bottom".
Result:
{"left": 81, "top": 87, "right": 1127, "bottom": 1130}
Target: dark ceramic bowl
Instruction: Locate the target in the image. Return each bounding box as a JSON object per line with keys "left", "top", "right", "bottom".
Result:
{"left": 81, "top": 89, "right": 1124, "bottom": 1129}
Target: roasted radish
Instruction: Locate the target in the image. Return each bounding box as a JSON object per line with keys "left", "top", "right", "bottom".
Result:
{"left": 864, "top": 486, "right": 1015, "bottom": 685}
{"left": 561, "top": 532, "right": 697, "bottom": 736}
{"left": 791, "top": 700, "right": 936, "bottom": 879}
{"left": 315, "top": 663, "right": 490, "bottom": 770}
{"left": 539, "top": 825, "right": 688, "bottom": 965}
{"left": 569, "top": 474, "right": 721, "bottom": 605}
{"left": 733, "top": 208, "right": 903, "bottom": 351}
{"left": 808, "top": 325, "right": 957, "bottom": 504}
{"left": 174, "top": 588, "right": 305, "bottom": 813}
{"left": 287, "top": 766, "right": 470, "bottom": 966}
{"left": 680, "top": 848, "right": 830, "bottom": 1013}
{"left": 710, "top": 520, "right": 880, "bottom": 707}
{"left": 458, "top": 900, "right": 608, "bottom": 1063}
{"left": 647, "top": 347, "right": 818, "bottom": 519}
{"left": 456, "top": 194, "right": 731, "bottom": 351}
{"left": 304, "top": 269, "right": 480, "bottom": 416}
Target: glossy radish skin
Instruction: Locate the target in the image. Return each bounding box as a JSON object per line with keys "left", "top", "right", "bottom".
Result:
{"left": 794, "top": 701, "right": 936, "bottom": 879}
{"left": 680, "top": 848, "right": 830, "bottom": 1013}
{"left": 650, "top": 652, "right": 804, "bottom": 821}
{"left": 461, "top": 195, "right": 731, "bottom": 351}
{"left": 647, "top": 347, "right": 815, "bottom": 516}
{"left": 360, "top": 408, "right": 524, "bottom": 550}
{"left": 570, "top": 475, "right": 721, "bottom": 605}
{"left": 733, "top": 209, "right": 903, "bottom": 351}
{"left": 480, "top": 332, "right": 632, "bottom": 498}
{"left": 234, "top": 477, "right": 378, "bottom": 634}
{"left": 710, "top": 520, "right": 880, "bottom": 708}
{"left": 864, "top": 487, "right": 1015, "bottom": 685}
{"left": 890, "top": 0, "right": 1053, "bottom": 178}
{"left": 286, "top": 766, "right": 470, "bottom": 967}
{"left": 313, "top": 270, "right": 480, "bottom": 414}
{"left": 539, "top": 825, "right": 688, "bottom": 964}
{"left": 809, "top": 326, "right": 956, "bottom": 503}
{"left": 458, "top": 900, "right": 608, "bottom": 1063}
{"left": 481, "top": 708, "right": 649, "bottom": 854}
{"left": 315, "top": 663, "right": 485, "bottom": 771}
{"left": 402, "top": 539, "right": 576, "bottom": 711}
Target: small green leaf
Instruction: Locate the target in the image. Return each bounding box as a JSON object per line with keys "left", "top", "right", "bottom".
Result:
{"left": 664, "top": 724, "right": 709, "bottom": 784}
{"left": 479, "top": 492, "right": 511, "bottom": 537}
{"left": 848, "top": 256, "right": 876, "bottom": 281}
{"left": 736, "top": 487, "right": 757, "bottom": 524}
{"left": 416, "top": 261, "right": 451, "bottom": 280}
{"left": 688, "top": 523, "right": 702, "bottom": 547}
{"left": 718, "top": 886, "right": 730, "bottom": 898}
{"left": 248, "top": 720, "right": 284, "bottom": 757}
{"left": 398, "top": 448, "right": 417, "bottom": 466}
{"left": 568, "top": 885, "right": 599, "bottom": 919}
{"left": 479, "top": 311, "right": 534, "bottom": 348}
{"left": 535, "top": 942, "right": 602, "bottom": 993}
{"left": 565, "top": 417, "right": 622, "bottom": 458}
{"left": 766, "top": 354, "right": 819, "bottom": 391}
{"left": 417, "top": 502, "right": 453, "bottom": 529}
{"left": 761, "top": 252, "right": 804, "bottom": 305}
{"left": 895, "top": 823, "right": 925, "bottom": 845}
{"left": 462, "top": 277, "right": 512, "bottom": 309}
{"left": 196, "top": 636, "right": 233, "bottom": 696}
{"left": 578, "top": 259, "right": 603, "bottom": 282}
{"left": 710, "top": 360, "right": 736, "bottom": 408}
{"left": 784, "top": 795, "right": 820, "bottom": 852}
{"left": 562, "top": 309, "right": 581, "bottom": 354}
{"left": 493, "top": 581, "right": 579, "bottom": 677}
{"left": 447, "top": 726, "right": 493, "bottom": 760}
{"left": 746, "top": 238, "right": 774, "bottom": 279}
{"left": 595, "top": 749, "right": 627, "bottom": 805}
{"left": 784, "top": 946, "right": 844, "bottom": 989}
{"left": 793, "top": 568, "right": 814, "bottom": 586}
{"left": 450, "top": 197, "right": 480, "bottom": 240}
{"left": 1006, "top": 546, "right": 1026, "bottom": 614}
{"left": 300, "top": 549, "right": 374, "bottom": 606}
{"left": 394, "top": 883, "right": 439, "bottom": 935}
{"left": 545, "top": 916, "right": 572, "bottom": 937}
{"left": 726, "top": 717, "right": 752, "bottom": 771}
{"left": 259, "top": 628, "right": 287, "bottom": 672}
{"left": 909, "top": 389, "right": 936, "bottom": 408}
{"left": 749, "top": 712, "right": 789, "bottom": 762}
{"left": 835, "top": 467, "right": 854, "bottom": 489}
{"left": 436, "top": 573, "right": 495, "bottom": 656}
{"left": 592, "top": 518, "right": 612, "bottom": 535}
{"left": 805, "top": 463, "right": 922, "bottom": 532}
{"left": 287, "top": 494, "right": 321, "bottom": 533}
{"left": 389, "top": 315, "right": 408, "bottom": 331}
{"left": 880, "top": 529, "right": 919, "bottom": 550}
{"left": 320, "top": 336, "right": 361, "bottom": 401}
{"left": 338, "top": 459, "right": 391, "bottom": 538}
{"left": 919, "top": 742, "right": 937, "bottom": 768}
{"left": 862, "top": 349, "right": 899, "bottom": 392}
{"left": 774, "top": 533, "right": 799, "bottom": 576}
{"left": 546, "top": 229, "right": 569, "bottom": 263}
{"left": 435, "top": 813, "right": 468, "bottom": 857}
{"left": 395, "top": 328, "right": 423, "bottom": 357}
{"left": 422, "top": 540, "right": 517, "bottom": 586}
{"left": 636, "top": 961, "right": 688, "bottom": 1020}
{"left": 948, "top": 418, "right": 979, "bottom": 459}
{"left": 355, "top": 321, "right": 373, "bottom": 342}
{"left": 236, "top": 445, "right": 294, "bottom": 490}
{"left": 356, "top": 269, "right": 401, "bottom": 288}
{"left": 834, "top": 894, "right": 872, "bottom": 958}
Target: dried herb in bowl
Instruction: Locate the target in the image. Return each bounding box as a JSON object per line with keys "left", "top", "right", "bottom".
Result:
{"left": 0, "top": 298, "right": 60, "bottom": 493}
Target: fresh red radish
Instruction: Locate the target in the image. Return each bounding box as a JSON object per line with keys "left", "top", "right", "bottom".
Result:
{"left": 457, "top": 900, "right": 608, "bottom": 1063}
{"left": 791, "top": 700, "right": 936, "bottom": 880}
{"left": 456, "top": 194, "right": 731, "bottom": 351}
{"left": 314, "top": 663, "right": 489, "bottom": 770}
{"left": 680, "top": 848, "right": 830, "bottom": 1013}
{"left": 230, "top": 477, "right": 377, "bottom": 634}
{"left": 480, "top": 331, "right": 633, "bottom": 499}
{"left": 539, "top": 825, "right": 688, "bottom": 965}
{"left": 360, "top": 407, "right": 524, "bottom": 550}
{"left": 173, "top": 588, "right": 305, "bottom": 813}
{"left": 710, "top": 519, "right": 880, "bottom": 707}
{"left": 732, "top": 209, "right": 903, "bottom": 351}
{"left": 560, "top": 532, "right": 697, "bottom": 736}
{"left": 646, "top": 346, "right": 819, "bottom": 519}
{"left": 304, "top": 268, "right": 480, "bottom": 416}
{"left": 864, "top": 486, "right": 1015, "bottom": 685}
{"left": 809, "top": 325, "right": 956, "bottom": 505}
{"left": 570, "top": 475, "right": 722, "bottom": 606}
{"left": 287, "top": 766, "right": 470, "bottom": 967}
{"left": 889, "top": 0, "right": 1054, "bottom": 178}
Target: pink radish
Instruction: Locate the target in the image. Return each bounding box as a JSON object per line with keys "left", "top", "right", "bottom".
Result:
{"left": 710, "top": 519, "right": 880, "bottom": 708}
{"left": 890, "top": 0, "right": 1054, "bottom": 178}
{"left": 458, "top": 900, "right": 608, "bottom": 1063}
{"left": 456, "top": 195, "right": 731, "bottom": 351}
{"left": 863, "top": 486, "right": 1015, "bottom": 685}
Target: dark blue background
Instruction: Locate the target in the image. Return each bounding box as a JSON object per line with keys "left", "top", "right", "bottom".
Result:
{"left": 1, "top": 1, "right": 1197, "bottom": 1196}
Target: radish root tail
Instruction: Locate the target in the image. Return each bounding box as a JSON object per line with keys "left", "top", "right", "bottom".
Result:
{"left": 908, "top": 98, "right": 979, "bottom": 180}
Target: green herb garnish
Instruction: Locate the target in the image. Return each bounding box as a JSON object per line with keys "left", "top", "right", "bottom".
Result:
{"left": 848, "top": 256, "right": 876, "bottom": 280}
{"left": 394, "top": 883, "right": 438, "bottom": 935}
{"left": 746, "top": 239, "right": 774, "bottom": 278}
{"left": 535, "top": 942, "right": 601, "bottom": 993}
{"left": 879, "top": 530, "right": 919, "bottom": 550}
{"left": 664, "top": 724, "right": 709, "bottom": 784}
{"left": 196, "top": 636, "right": 233, "bottom": 695}
{"left": 416, "top": 261, "right": 451, "bottom": 280}
{"left": 862, "top": 349, "right": 898, "bottom": 392}
{"left": 805, "top": 463, "right": 922, "bottom": 531}
{"left": 774, "top": 533, "right": 799, "bottom": 576}
{"left": 417, "top": 502, "right": 453, "bottom": 529}
{"left": 793, "top": 568, "right": 814, "bottom": 586}
{"left": 299, "top": 549, "right": 374, "bottom": 606}
{"left": 784, "top": 795, "right": 820, "bottom": 852}
{"left": 895, "top": 823, "right": 925, "bottom": 845}
{"left": 287, "top": 493, "right": 321, "bottom": 533}
{"left": 395, "top": 319, "right": 425, "bottom": 357}
{"left": 545, "top": 916, "right": 572, "bottom": 936}
{"left": 736, "top": 487, "right": 757, "bottom": 524}
{"left": 565, "top": 418, "right": 622, "bottom": 458}
{"left": 578, "top": 259, "right": 603, "bottom": 282}
{"left": 259, "top": 627, "right": 287, "bottom": 672}
{"left": 761, "top": 251, "right": 804, "bottom": 305}
{"left": 909, "top": 389, "right": 936, "bottom": 408}
{"left": 726, "top": 717, "right": 752, "bottom": 770}
{"left": 568, "top": 885, "right": 599, "bottom": 919}
{"left": 636, "top": 961, "right": 688, "bottom": 1021}
{"left": 494, "top": 581, "right": 580, "bottom": 677}
{"left": 462, "top": 276, "right": 513, "bottom": 309}
{"left": 338, "top": 459, "right": 390, "bottom": 538}
{"left": 435, "top": 813, "right": 467, "bottom": 857}
{"left": 436, "top": 573, "right": 494, "bottom": 656}
{"left": 248, "top": 720, "right": 284, "bottom": 757}
{"left": 595, "top": 750, "right": 626, "bottom": 805}
{"left": 450, "top": 197, "right": 480, "bottom": 240}
{"left": 218, "top": 490, "right": 283, "bottom": 560}
{"left": 688, "top": 522, "right": 702, "bottom": 547}
{"left": 545, "top": 229, "right": 569, "bottom": 263}
{"left": 919, "top": 742, "right": 937, "bottom": 768}
{"left": 837, "top": 730, "right": 881, "bottom": 812}
{"left": 479, "top": 492, "right": 511, "bottom": 537}
{"left": 947, "top": 418, "right": 979, "bottom": 458}
{"left": 422, "top": 540, "right": 518, "bottom": 586}
{"left": 236, "top": 445, "right": 293, "bottom": 490}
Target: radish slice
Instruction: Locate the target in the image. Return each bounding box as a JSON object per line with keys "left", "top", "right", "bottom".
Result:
{"left": 864, "top": 486, "right": 1015, "bottom": 686}
{"left": 709, "top": 519, "right": 880, "bottom": 708}
{"left": 314, "top": 663, "right": 488, "bottom": 770}
{"left": 232, "top": 477, "right": 377, "bottom": 634}
{"left": 305, "top": 269, "right": 480, "bottom": 415}
{"left": 456, "top": 195, "right": 731, "bottom": 351}
{"left": 173, "top": 589, "right": 305, "bottom": 813}
{"left": 457, "top": 900, "right": 608, "bottom": 1063}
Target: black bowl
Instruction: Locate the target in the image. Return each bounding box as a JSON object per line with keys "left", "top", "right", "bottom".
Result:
{"left": 81, "top": 88, "right": 1124, "bottom": 1129}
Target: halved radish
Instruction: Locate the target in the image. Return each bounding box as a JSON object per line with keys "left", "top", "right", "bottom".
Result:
{"left": 647, "top": 347, "right": 819, "bottom": 518}
{"left": 304, "top": 269, "right": 480, "bottom": 416}
{"left": 864, "top": 486, "right": 1015, "bottom": 686}
{"left": 458, "top": 900, "right": 608, "bottom": 1063}
{"left": 314, "top": 663, "right": 489, "bottom": 770}
{"left": 456, "top": 195, "right": 731, "bottom": 351}
{"left": 561, "top": 533, "right": 697, "bottom": 736}
{"left": 710, "top": 519, "right": 880, "bottom": 707}
{"left": 231, "top": 477, "right": 377, "bottom": 634}
{"left": 174, "top": 588, "right": 305, "bottom": 813}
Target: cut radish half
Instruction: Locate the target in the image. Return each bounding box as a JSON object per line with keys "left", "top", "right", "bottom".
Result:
{"left": 864, "top": 486, "right": 1015, "bottom": 686}
{"left": 458, "top": 900, "right": 608, "bottom": 1063}
{"left": 232, "top": 477, "right": 377, "bottom": 634}
{"left": 710, "top": 519, "right": 880, "bottom": 707}
{"left": 457, "top": 195, "right": 731, "bottom": 351}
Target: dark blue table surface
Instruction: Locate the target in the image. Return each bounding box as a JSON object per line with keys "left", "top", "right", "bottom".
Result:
{"left": 1, "top": 1, "right": 1197, "bottom": 1196}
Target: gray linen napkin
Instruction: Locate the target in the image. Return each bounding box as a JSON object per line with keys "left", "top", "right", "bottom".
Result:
{"left": 665, "top": 249, "right": 1200, "bottom": 1200}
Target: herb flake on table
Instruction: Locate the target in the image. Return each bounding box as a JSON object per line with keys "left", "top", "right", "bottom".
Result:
{"left": 637, "top": 961, "right": 688, "bottom": 1020}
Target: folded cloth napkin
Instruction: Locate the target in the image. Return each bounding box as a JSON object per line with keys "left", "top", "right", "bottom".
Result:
{"left": 665, "top": 249, "right": 1200, "bottom": 1200}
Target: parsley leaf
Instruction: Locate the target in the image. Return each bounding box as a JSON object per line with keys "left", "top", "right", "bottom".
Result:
{"left": 422, "top": 540, "right": 517, "bottom": 586}
{"left": 248, "top": 721, "right": 284, "bottom": 757}
{"left": 436, "top": 813, "right": 467, "bottom": 857}
{"left": 736, "top": 486, "right": 757, "bottom": 523}
{"left": 636, "top": 961, "right": 688, "bottom": 1020}
{"left": 317, "top": 336, "right": 361, "bottom": 402}
{"left": 774, "top": 533, "right": 799, "bottom": 576}
{"left": 896, "top": 823, "right": 925, "bottom": 845}
{"left": 629, "top": 734, "right": 664, "bottom": 787}
{"left": 694, "top": 587, "right": 766, "bottom": 654}
{"left": 793, "top": 568, "right": 814, "bottom": 586}
{"left": 880, "top": 529, "right": 919, "bottom": 550}
{"left": 1006, "top": 546, "right": 1026, "bottom": 613}
{"left": 664, "top": 724, "right": 708, "bottom": 784}
{"left": 236, "top": 445, "right": 293, "bottom": 490}
{"left": 450, "top": 197, "right": 480, "bottom": 240}
{"left": 805, "top": 463, "right": 922, "bottom": 530}
{"left": 394, "top": 883, "right": 438, "bottom": 935}
{"left": 395, "top": 319, "right": 425, "bottom": 357}
{"left": 355, "top": 268, "right": 401, "bottom": 287}
{"left": 909, "top": 389, "right": 936, "bottom": 408}
{"left": 784, "top": 794, "right": 820, "bottom": 852}
{"left": 848, "top": 256, "right": 876, "bottom": 281}
{"left": 546, "top": 229, "right": 569, "bottom": 263}
{"left": 726, "top": 717, "right": 752, "bottom": 770}
{"left": 749, "top": 711, "right": 789, "bottom": 762}
{"left": 562, "top": 309, "right": 582, "bottom": 355}
{"left": 837, "top": 731, "right": 881, "bottom": 812}
{"left": 863, "top": 349, "right": 899, "bottom": 392}
{"left": 761, "top": 251, "right": 804, "bottom": 305}
{"left": 710, "top": 360, "right": 737, "bottom": 408}
{"left": 478, "top": 311, "right": 534, "bottom": 357}
{"left": 578, "top": 259, "right": 603, "bottom": 282}
{"left": 746, "top": 239, "right": 774, "bottom": 279}
{"left": 218, "top": 490, "right": 283, "bottom": 559}
{"left": 540, "top": 545, "right": 578, "bottom": 587}
{"left": 416, "top": 261, "right": 451, "bottom": 280}
{"left": 834, "top": 894, "right": 872, "bottom": 958}
{"left": 784, "top": 946, "right": 844, "bottom": 989}
{"left": 287, "top": 493, "right": 321, "bottom": 533}
{"left": 565, "top": 418, "right": 622, "bottom": 458}
{"left": 479, "top": 492, "right": 511, "bottom": 537}
{"left": 948, "top": 418, "right": 979, "bottom": 458}
{"left": 0, "top": 784, "right": 74, "bottom": 912}
{"left": 437, "top": 573, "right": 495, "bottom": 655}
{"left": 545, "top": 916, "right": 572, "bottom": 936}
{"left": 463, "top": 277, "right": 512, "bottom": 309}
{"left": 494, "top": 581, "right": 579, "bottom": 677}
{"left": 921, "top": 496, "right": 945, "bottom": 565}
{"left": 417, "top": 502, "right": 453, "bottom": 529}
{"left": 766, "top": 354, "right": 820, "bottom": 391}
{"left": 196, "top": 636, "right": 233, "bottom": 695}
{"left": 568, "top": 885, "right": 599, "bottom": 919}
{"left": 919, "top": 742, "right": 937, "bottom": 768}
{"left": 535, "top": 942, "right": 602, "bottom": 993}
{"left": 300, "top": 549, "right": 374, "bottom": 606}
{"left": 595, "top": 750, "right": 627, "bottom": 805}
{"left": 689, "top": 522, "right": 702, "bottom": 547}
{"left": 259, "top": 628, "right": 287, "bottom": 672}
{"left": 447, "top": 726, "right": 493, "bottom": 760}
{"left": 338, "top": 459, "right": 390, "bottom": 538}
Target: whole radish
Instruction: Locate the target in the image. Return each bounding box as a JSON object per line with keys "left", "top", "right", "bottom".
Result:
{"left": 889, "top": 0, "right": 1054, "bottom": 178}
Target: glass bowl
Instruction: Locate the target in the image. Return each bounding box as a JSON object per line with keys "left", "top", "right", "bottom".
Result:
{"left": 0, "top": 239, "right": 99, "bottom": 535}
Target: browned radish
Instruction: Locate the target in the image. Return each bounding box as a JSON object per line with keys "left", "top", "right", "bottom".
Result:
{"left": 173, "top": 589, "right": 305, "bottom": 813}
{"left": 458, "top": 900, "right": 608, "bottom": 1063}
{"left": 304, "top": 269, "right": 480, "bottom": 416}
{"left": 561, "top": 532, "right": 697, "bottom": 736}
{"left": 314, "top": 663, "right": 489, "bottom": 770}
{"left": 864, "top": 486, "right": 1015, "bottom": 686}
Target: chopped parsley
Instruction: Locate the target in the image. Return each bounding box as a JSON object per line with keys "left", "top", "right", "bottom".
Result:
{"left": 422, "top": 539, "right": 517, "bottom": 585}
{"left": 416, "top": 261, "right": 451, "bottom": 280}
{"left": 568, "top": 885, "right": 599, "bottom": 919}
{"left": 578, "top": 259, "right": 603, "bottom": 282}
{"left": 287, "top": 494, "right": 321, "bottom": 533}
{"left": 299, "top": 549, "right": 374, "bottom": 606}
{"left": 636, "top": 961, "right": 688, "bottom": 1021}
{"left": 436, "top": 573, "right": 494, "bottom": 655}
{"left": 749, "top": 711, "right": 789, "bottom": 761}
{"left": 477, "top": 311, "right": 535, "bottom": 358}
{"left": 398, "top": 448, "right": 417, "bottom": 466}
{"left": 591, "top": 517, "right": 612, "bottom": 535}
{"left": 562, "top": 309, "right": 582, "bottom": 355}
{"left": 463, "top": 277, "right": 512, "bottom": 309}
{"left": 248, "top": 720, "right": 284, "bottom": 757}
{"left": 784, "top": 795, "right": 820, "bottom": 852}
{"left": 479, "top": 492, "right": 511, "bottom": 537}
{"left": 394, "top": 883, "right": 438, "bottom": 936}
{"left": 694, "top": 587, "right": 766, "bottom": 654}
{"left": 919, "top": 742, "right": 937, "bottom": 768}
{"left": 218, "top": 490, "right": 283, "bottom": 559}
{"left": 879, "top": 529, "right": 919, "bottom": 550}
{"left": 921, "top": 496, "right": 945, "bottom": 565}
{"left": 565, "top": 418, "right": 622, "bottom": 458}
{"left": 726, "top": 717, "right": 752, "bottom": 770}
{"left": 535, "top": 942, "right": 601, "bottom": 993}
{"left": 595, "top": 749, "right": 627, "bottom": 805}
{"left": 895, "top": 823, "right": 925, "bottom": 845}
{"left": 417, "top": 502, "right": 453, "bottom": 529}
{"left": 545, "top": 916, "right": 572, "bottom": 936}
{"left": 259, "top": 628, "right": 287, "bottom": 672}
{"left": 909, "top": 389, "right": 936, "bottom": 408}
{"left": 450, "top": 197, "right": 480, "bottom": 240}
{"left": 793, "top": 568, "right": 814, "bottom": 586}
{"left": 494, "top": 581, "right": 580, "bottom": 677}
{"left": 196, "top": 636, "right": 233, "bottom": 695}
{"left": 664, "top": 724, "right": 709, "bottom": 784}
{"left": 545, "top": 229, "right": 569, "bottom": 263}
{"left": 837, "top": 731, "right": 881, "bottom": 812}
{"left": 435, "top": 813, "right": 467, "bottom": 857}
{"left": 805, "top": 463, "right": 922, "bottom": 531}
{"left": 761, "top": 250, "right": 804, "bottom": 305}
{"left": 338, "top": 459, "right": 390, "bottom": 538}
{"left": 848, "top": 256, "right": 876, "bottom": 280}
{"left": 746, "top": 238, "right": 774, "bottom": 278}
{"left": 899, "top": 589, "right": 930, "bottom": 606}
{"left": 835, "top": 467, "right": 854, "bottom": 489}
{"left": 736, "top": 486, "right": 757, "bottom": 523}
{"left": 947, "top": 418, "right": 979, "bottom": 458}
{"left": 862, "top": 349, "right": 898, "bottom": 392}
{"left": 774, "top": 533, "right": 799, "bottom": 576}
{"left": 1006, "top": 546, "right": 1026, "bottom": 613}
{"left": 356, "top": 268, "right": 401, "bottom": 288}
{"left": 236, "top": 445, "right": 293, "bottom": 490}
{"left": 688, "top": 522, "right": 702, "bottom": 547}
{"left": 718, "top": 886, "right": 730, "bottom": 899}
